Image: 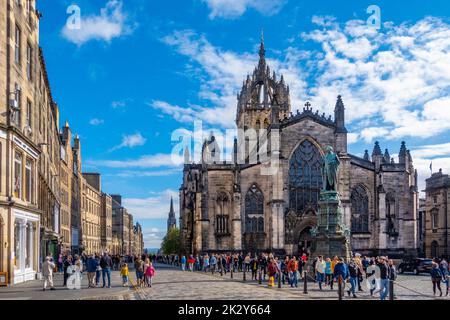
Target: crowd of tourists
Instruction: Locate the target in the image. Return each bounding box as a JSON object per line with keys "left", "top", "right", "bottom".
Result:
{"left": 164, "top": 251, "right": 450, "bottom": 300}
{"left": 40, "top": 252, "right": 157, "bottom": 291}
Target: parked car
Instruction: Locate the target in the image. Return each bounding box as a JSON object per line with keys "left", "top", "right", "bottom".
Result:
{"left": 398, "top": 258, "right": 433, "bottom": 275}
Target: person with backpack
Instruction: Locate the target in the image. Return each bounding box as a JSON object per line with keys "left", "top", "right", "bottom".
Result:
{"left": 333, "top": 257, "right": 348, "bottom": 298}
{"left": 431, "top": 261, "right": 443, "bottom": 297}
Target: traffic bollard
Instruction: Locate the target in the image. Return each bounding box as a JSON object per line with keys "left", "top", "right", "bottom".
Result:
{"left": 389, "top": 280, "right": 394, "bottom": 300}
{"left": 258, "top": 270, "right": 262, "bottom": 284}
{"left": 243, "top": 269, "right": 246, "bottom": 282}
{"left": 278, "top": 270, "right": 282, "bottom": 288}
{"left": 231, "top": 268, "right": 233, "bottom": 279}
{"left": 338, "top": 275, "right": 343, "bottom": 300}
{"left": 303, "top": 271, "right": 308, "bottom": 294}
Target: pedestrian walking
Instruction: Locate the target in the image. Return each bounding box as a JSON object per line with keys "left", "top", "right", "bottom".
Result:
{"left": 267, "top": 258, "right": 278, "bottom": 287}
{"left": 95, "top": 255, "right": 102, "bottom": 287}
{"left": 439, "top": 258, "right": 449, "bottom": 296}
{"left": 288, "top": 256, "right": 299, "bottom": 288}
{"left": 135, "top": 256, "right": 145, "bottom": 287}
{"left": 431, "top": 261, "right": 443, "bottom": 297}
{"left": 100, "top": 252, "right": 113, "bottom": 288}
{"left": 333, "top": 257, "right": 348, "bottom": 297}
{"left": 325, "top": 257, "right": 333, "bottom": 289}
{"left": 120, "top": 262, "right": 129, "bottom": 287}
{"left": 347, "top": 258, "right": 358, "bottom": 298}
{"left": 146, "top": 262, "right": 156, "bottom": 287}
{"left": 251, "top": 255, "right": 258, "bottom": 280}
{"left": 203, "top": 254, "right": 210, "bottom": 273}
{"left": 63, "top": 255, "right": 73, "bottom": 287}
{"left": 42, "top": 256, "right": 56, "bottom": 291}
{"left": 377, "top": 256, "right": 389, "bottom": 300}
{"left": 315, "top": 256, "right": 326, "bottom": 290}
{"left": 86, "top": 254, "right": 98, "bottom": 288}
{"left": 181, "top": 255, "right": 187, "bottom": 271}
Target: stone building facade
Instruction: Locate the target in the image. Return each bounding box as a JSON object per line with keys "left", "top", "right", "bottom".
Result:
{"left": 0, "top": 0, "right": 143, "bottom": 284}
{"left": 36, "top": 50, "right": 61, "bottom": 266}
{"left": 0, "top": 0, "right": 43, "bottom": 284}
{"left": 112, "top": 195, "right": 130, "bottom": 255}
{"left": 180, "top": 38, "right": 419, "bottom": 258}
{"left": 425, "top": 169, "right": 449, "bottom": 259}
{"left": 101, "top": 192, "right": 113, "bottom": 253}
{"left": 81, "top": 173, "right": 102, "bottom": 254}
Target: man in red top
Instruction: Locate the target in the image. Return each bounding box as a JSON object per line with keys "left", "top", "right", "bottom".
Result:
{"left": 288, "top": 257, "right": 299, "bottom": 288}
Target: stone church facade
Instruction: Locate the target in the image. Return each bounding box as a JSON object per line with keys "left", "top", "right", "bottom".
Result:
{"left": 179, "top": 38, "right": 419, "bottom": 258}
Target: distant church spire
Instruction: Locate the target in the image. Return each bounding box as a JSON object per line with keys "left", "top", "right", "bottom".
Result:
{"left": 167, "top": 197, "right": 177, "bottom": 232}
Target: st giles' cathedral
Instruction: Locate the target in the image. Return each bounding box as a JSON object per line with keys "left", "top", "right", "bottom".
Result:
{"left": 179, "top": 38, "right": 419, "bottom": 258}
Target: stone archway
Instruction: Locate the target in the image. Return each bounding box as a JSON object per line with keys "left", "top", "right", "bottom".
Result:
{"left": 298, "top": 227, "right": 312, "bottom": 256}
{"left": 294, "top": 214, "right": 317, "bottom": 256}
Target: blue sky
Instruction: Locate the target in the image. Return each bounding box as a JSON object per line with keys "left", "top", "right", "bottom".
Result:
{"left": 37, "top": 0, "right": 450, "bottom": 248}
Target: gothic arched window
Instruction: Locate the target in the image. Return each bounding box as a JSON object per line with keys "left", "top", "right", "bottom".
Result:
{"left": 216, "top": 192, "right": 229, "bottom": 235}
{"left": 350, "top": 185, "right": 369, "bottom": 233}
{"left": 245, "top": 184, "right": 264, "bottom": 233}
{"left": 289, "top": 140, "right": 323, "bottom": 214}
{"left": 386, "top": 192, "right": 397, "bottom": 235}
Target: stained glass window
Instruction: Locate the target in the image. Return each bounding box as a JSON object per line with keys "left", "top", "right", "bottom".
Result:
{"left": 245, "top": 184, "right": 264, "bottom": 233}
{"left": 350, "top": 185, "right": 369, "bottom": 233}
{"left": 289, "top": 140, "right": 323, "bottom": 214}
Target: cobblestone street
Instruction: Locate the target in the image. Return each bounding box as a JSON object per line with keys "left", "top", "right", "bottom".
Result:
{"left": 0, "top": 263, "right": 447, "bottom": 300}
{"left": 136, "top": 264, "right": 448, "bottom": 301}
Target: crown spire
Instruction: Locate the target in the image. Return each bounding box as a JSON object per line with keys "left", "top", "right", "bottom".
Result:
{"left": 259, "top": 29, "right": 266, "bottom": 67}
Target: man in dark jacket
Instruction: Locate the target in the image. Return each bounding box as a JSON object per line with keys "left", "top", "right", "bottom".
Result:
{"left": 333, "top": 258, "right": 348, "bottom": 298}
{"left": 86, "top": 254, "right": 98, "bottom": 288}
{"left": 100, "top": 253, "right": 113, "bottom": 288}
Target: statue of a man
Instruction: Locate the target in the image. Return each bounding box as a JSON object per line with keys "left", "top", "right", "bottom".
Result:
{"left": 322, "top": 146, "right": 340, "bottom": 192}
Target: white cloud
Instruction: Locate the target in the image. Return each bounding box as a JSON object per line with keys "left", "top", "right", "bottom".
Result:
{"left": 301, "top": 16, "right": 450, "bottom": 141}
{"left": 202, "top": 0, "right": 287, "bottom": 19}
{"left": 156, "top": 16, "right": 450, "bottom": 157}
{"left": 87, "top": 153, "right": 183, "bottom": 168}
{"left": 158, "top": 29, "right": 308, "bottom": 127}
{"left": 110, "top": 133, "right": 147, "bottom": 151}
{"left": 347, "top": 132, "right": 359, "bottom": 144}
{"left": 411, "top": 142, "right": 450, "bottom": 158}
{"left": 123, "top": 189, "right": 179, "bottom": 220}
{"left": 142, "top": 228, "right": 166, "bottom": 249}
{"left": 412, "top": 156, "right": 450, "bottom": 195}
{"left": 89, "top": 118, "right": 104, "bottom": 125}
{"left": 62, "top": 0, "right": 132, "bottom": 45}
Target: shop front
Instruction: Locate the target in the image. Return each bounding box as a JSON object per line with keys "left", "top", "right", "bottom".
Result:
{"left": 13, "top": 209, "right": 40, "bottom": 284}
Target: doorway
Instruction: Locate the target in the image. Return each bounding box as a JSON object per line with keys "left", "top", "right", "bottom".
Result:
{"left": 298, "top": 227, "right": 313, "bottom": 256}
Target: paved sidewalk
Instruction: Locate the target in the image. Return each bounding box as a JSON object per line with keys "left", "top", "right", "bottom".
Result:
{"left": 0, "top": 270, "right": 136, "bottom": 300}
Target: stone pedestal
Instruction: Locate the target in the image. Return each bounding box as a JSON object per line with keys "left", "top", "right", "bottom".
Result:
{"left": 310, "top": 191, "right": 351, "bottom": 261}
